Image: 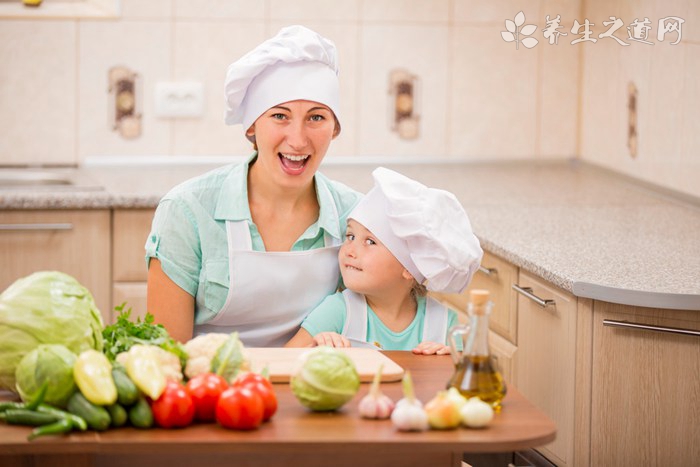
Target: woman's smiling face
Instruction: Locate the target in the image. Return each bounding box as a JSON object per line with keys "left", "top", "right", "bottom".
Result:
{"left": 247, "top": 100, "right": 337, "bottom": 190}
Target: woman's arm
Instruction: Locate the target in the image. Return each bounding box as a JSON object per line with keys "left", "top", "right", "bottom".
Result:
{"left": 147, "top": 258, "right": 195, "bottom": 343}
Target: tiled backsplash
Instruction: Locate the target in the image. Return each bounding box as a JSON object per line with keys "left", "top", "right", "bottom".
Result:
{"left": 0, "top": 0, "right": 697, "bottom": 198}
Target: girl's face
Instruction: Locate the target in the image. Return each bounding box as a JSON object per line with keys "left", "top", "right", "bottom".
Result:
{"left": 246, "top": 100, "right": 337, "bottom": 190}
{"left": 339, "top": 219, "right": 413, "bottom": 296}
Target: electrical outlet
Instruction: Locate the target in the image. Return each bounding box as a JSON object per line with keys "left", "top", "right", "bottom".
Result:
{"left": 627, "top": 82, "right": 638, "bottom": 158}
{"left": 155, "top": 82, "right": 204, "bottom": 118}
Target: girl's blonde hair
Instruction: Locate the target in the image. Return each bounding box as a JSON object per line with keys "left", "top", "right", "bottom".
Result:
{"left": 411, "top": 280, "right": 427, "bottom": 298}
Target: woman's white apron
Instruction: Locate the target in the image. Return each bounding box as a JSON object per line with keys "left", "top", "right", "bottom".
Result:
{"left": 195, "top": 205, "right": 341, "bottom": 347}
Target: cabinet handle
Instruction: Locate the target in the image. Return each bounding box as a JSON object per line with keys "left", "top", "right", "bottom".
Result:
{"left": 512, "top": 284, "right": 556, "bottom": 308}
{"left": 478, "top": 265, "right": 498, "bottom": 277}
{"left": 603, "top": 319, "right": 700, "bottom": 337}
{"left": 0, "top": 223, "right": 73, "bottom": 231}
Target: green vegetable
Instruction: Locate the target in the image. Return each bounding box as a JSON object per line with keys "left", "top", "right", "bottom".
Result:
{"left": 0, "top": 271, "right": 104, "bottom": 392}
{"left": 66, "top": 392, "right": 110, "bottom": 431}
{"left": 37, "top": 404, "right": 87, "bottom": 431}
{"left": 290, "top": 347, "right": 360, "bottom": 412}
{"left": 15, "top": 344, "right": 77, "bottom": 408}
{"left": 28, "top": 417, "right": 72, "bottom": 441}
{"left": 0, "top": 408, "right": 62, "bottom": 426}
{"left": 102, "top": 304, "right": 187, "bottom": 368}
{"left": 128, "top": 397, "right": 154, "bottom": 429}
{"left": 211, "top": 332, "right": 246, "bottom": 383}
{"left": 112, "top": 366, "right": 139, "bottom": 406}
{"left": 106, "top": 403, "right": 128, "bottom": 427}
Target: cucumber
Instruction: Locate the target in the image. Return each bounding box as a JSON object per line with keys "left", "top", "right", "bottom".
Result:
{"left": 128, "top": 397, "right": 153, "bottom": 429}
{"left": 106, "top": 403, "right": 128, "bottom": 427}
{"left": 112, "top": 367, "right": 139, "bottom": 407}
{"left": 67, "top": 392, "right": 111, "bottom": 431}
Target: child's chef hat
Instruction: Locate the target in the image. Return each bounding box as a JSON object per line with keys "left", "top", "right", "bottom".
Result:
{"left": 224, "top": 25, "right": 341, "bottom": 131}
{"left": 350, "top": 168, "right": 483, "bottom": 294}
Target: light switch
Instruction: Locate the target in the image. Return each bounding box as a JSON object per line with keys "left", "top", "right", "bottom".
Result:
{"left": 155, "top": 81, "right": 205, "bottom": 118}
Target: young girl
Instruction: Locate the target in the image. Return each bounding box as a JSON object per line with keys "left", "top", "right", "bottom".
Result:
{"left": 286, "top": 167, "right": 483, "bottom": 354}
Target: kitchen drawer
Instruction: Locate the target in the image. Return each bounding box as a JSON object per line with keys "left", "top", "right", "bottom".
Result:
{"left": 113, "top": 209, "right": 155, "bottom": 282}
{"left": 0, "top": 210, "right": 111, "bottom": 323}
{"left": 513, "top": 271, "right": 577, "bottom": 467}
{"left": 431, "top": 251, "right": 518, "bottom": 344}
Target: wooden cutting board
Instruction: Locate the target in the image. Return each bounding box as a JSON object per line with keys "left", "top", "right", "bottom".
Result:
{"left": 245, "top": 348, "right": 405, "bottom": 383}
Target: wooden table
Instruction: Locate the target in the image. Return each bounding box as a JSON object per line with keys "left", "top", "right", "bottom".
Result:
{"left": 0, "top": 352, "right": 555, "bottom": 467}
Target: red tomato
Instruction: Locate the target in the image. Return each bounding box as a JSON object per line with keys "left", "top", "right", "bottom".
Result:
{"left": 186, "top": 373, "right": 229, "bottom": 422}
{"left": 215, "top": 386, "right": 264, "bottom": 430}
{"left": 151, "top": 381, "right": 195, "bottom": 429}
{"left": 231, "top": 372, "right": 277, "bottom": 421}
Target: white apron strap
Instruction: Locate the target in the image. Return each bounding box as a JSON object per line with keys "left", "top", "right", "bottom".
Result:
{"left": 228, "top": 220, "right": 253, "bottom": 251}
{"left": 422, "top": 297, "right": 449, "bottom": 344}
{"left": 341, "top": 289, "right": 368, "bottom": 341}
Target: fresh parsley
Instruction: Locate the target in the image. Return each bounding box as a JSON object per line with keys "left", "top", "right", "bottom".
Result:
{"left": 102, "top": 303, "right": 188, "bottom": 368}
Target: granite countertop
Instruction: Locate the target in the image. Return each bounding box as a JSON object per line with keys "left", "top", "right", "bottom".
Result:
{"left": 1, "top": 158, "right": 699, "bottom": 310}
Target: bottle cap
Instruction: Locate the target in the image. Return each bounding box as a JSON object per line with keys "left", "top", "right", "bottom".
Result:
{"left": 469, "top": 289, "right": 490, "bottom": 305}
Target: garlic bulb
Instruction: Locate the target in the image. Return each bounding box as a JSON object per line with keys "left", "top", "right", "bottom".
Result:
{"left": 460, "top": 396, "right": 494, "bottom": 428}
{"left": 358, "top": 364, "right": 395, "bottom": 419}
{"left": 391, "top": 371, "right": 428, "bottom": 432}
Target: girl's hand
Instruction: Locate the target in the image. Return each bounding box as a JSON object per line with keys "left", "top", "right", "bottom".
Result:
{"left": 412, "top": 342, "right": 451, "bottom": 355}
{"left": 313, "top": 332, "right": 351, "bottom": 348}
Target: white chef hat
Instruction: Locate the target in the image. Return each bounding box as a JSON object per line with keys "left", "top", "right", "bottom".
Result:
{"left": 224, "top": 25, "right": 341, "bottom": 132}
{"left": 349, "top": 168, "right": 483, "bottom": 294}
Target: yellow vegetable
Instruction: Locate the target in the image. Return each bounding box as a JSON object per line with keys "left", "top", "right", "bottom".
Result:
{"left": 120, "top": 345, "right": 166, "bottom": 400}
{"left": 73, "top": 350, "right": 117, "bottom": 406}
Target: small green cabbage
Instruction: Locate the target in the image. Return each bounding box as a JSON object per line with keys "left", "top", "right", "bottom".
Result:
{"left": 15, "top": 344, "right": 77, "bottom": 408}
{"left": 0, "top": 271, "right": 104, "bottom": 392}
{"left": 291, "top": 347, "right": 360, "bottom": 411}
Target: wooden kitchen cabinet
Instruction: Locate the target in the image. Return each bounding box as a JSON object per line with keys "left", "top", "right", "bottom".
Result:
{"left": 111, "top": 209, "right": 154, "bottom": 322}
{"left": 431, "top": 251, "right": 518, "bottom": 344}
{"left": 589, "top": 302, "right": 700, "bottom": 466}
{"left": 513, "top": 270, "right": 577, "bottom": 467}
{"left": 0, "top": 210, "right": 111, "bottom": 323}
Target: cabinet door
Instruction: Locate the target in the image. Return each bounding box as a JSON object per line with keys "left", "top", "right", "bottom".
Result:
{"left": 590, "top": 303, "right": 700, "bottom": 466}
{"left": 113, "top": 209, "right": 155, "bottom": 282}
{"left": 489, "top": 330, "right": 516, "bottom": 383}
{"left": 0, "top": 210, "right": 111, "bottom": 323}
{"left": 513, "top": 271, "right": 576, "bottom": 467}
{"left": 430, "top": 251, "right": 518, "bottom": 344}
{"left": 112, "top": 282, "right": 148, "bottom": 323}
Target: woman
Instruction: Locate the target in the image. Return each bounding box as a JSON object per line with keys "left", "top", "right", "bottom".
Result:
{"left": 145, "top": 26, "right": 361, "bottom": 345}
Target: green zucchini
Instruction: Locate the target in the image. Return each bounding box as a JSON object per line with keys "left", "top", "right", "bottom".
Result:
{"left": 66, "top": 392, "right": 110, "bottom": 431}
{"left": 106, "top": 403, "right": 128, "bottom": 427}
{"left": 128, "top": 397, "right": 153, "bottom": 429}
{"left": 112, "top": 367, "right": 139, "bottom": 407}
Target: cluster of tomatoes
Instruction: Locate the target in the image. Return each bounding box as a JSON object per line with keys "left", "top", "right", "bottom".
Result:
{"left": 149, "top": 372, "right": 278, "bottom": 430}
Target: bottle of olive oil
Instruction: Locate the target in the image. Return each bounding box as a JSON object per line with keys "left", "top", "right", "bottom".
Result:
{"left": 447, "top": 289, "right": 507, "bottom": 412}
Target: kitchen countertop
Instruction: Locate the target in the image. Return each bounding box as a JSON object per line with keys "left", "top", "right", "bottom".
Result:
{"left": 1, "top": 158, "right": 699, "bottom": 310}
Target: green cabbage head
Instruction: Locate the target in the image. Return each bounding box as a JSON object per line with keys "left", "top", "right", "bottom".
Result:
{"left": 0, "top": 271, "right": 104, "bottom": 392}
{"left": 15, "top": 344, "right": 77, "bottom": 408}
{"left": 291, "top": 347, "right": 360, "bottom": 411}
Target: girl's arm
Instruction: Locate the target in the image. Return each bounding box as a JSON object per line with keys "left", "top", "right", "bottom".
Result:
{"left": 285, "top": 327, "right": 315, "bottom": 347}
{"left": 286, "top": 329, "right": 351, "bottom": 348}
{"left": 147, "top": 258, "right": 195, "bottom": 343}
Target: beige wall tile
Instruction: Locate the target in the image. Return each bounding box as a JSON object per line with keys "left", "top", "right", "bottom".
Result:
{"left": 269, "top": 0, "right": 360, "bottom": 22}
{"left": 363, "top": 0, "right": 449, "bottom": 23}
{"left": 358, "top": 24, "right": 449, "bottom": 157}
{"left": 173, "top": 0, "right": 264, "bottom": 20}
{"left": 171, "top": 21, "right": 266, "bottom": 157}
{"left": 120, "top": 0, "right": 172, "bottom": 19}
{"left": 78, "top": 21, "right": 171, "bottom": 160}
{"left": 453, "top": 0, "right": 541, "bottom": 24}
{"left": 681, "top": 43, "right": 699, "bottom": 198}
{"left": 0, "top": 20, "right": 77, "bottom": 165}
{"left": 269, "top": 21, "right": 359, "bottom": 158}
{"left": 580, "top": 40, "right": 622, "bottom": 167}
{"left": 449, "top": 25, "right": 538, "bottom": 159}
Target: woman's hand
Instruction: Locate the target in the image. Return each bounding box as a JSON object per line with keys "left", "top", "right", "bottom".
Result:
{"left": 411, "top": 341, "right": 451, "bottom": 355}
{"left": 312, "top": 332, "right": 350, "bottom": 348}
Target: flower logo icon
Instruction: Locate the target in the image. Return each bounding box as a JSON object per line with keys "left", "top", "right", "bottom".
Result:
{"left": 501, "top": 11, "right": 539, "bottom": 49}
